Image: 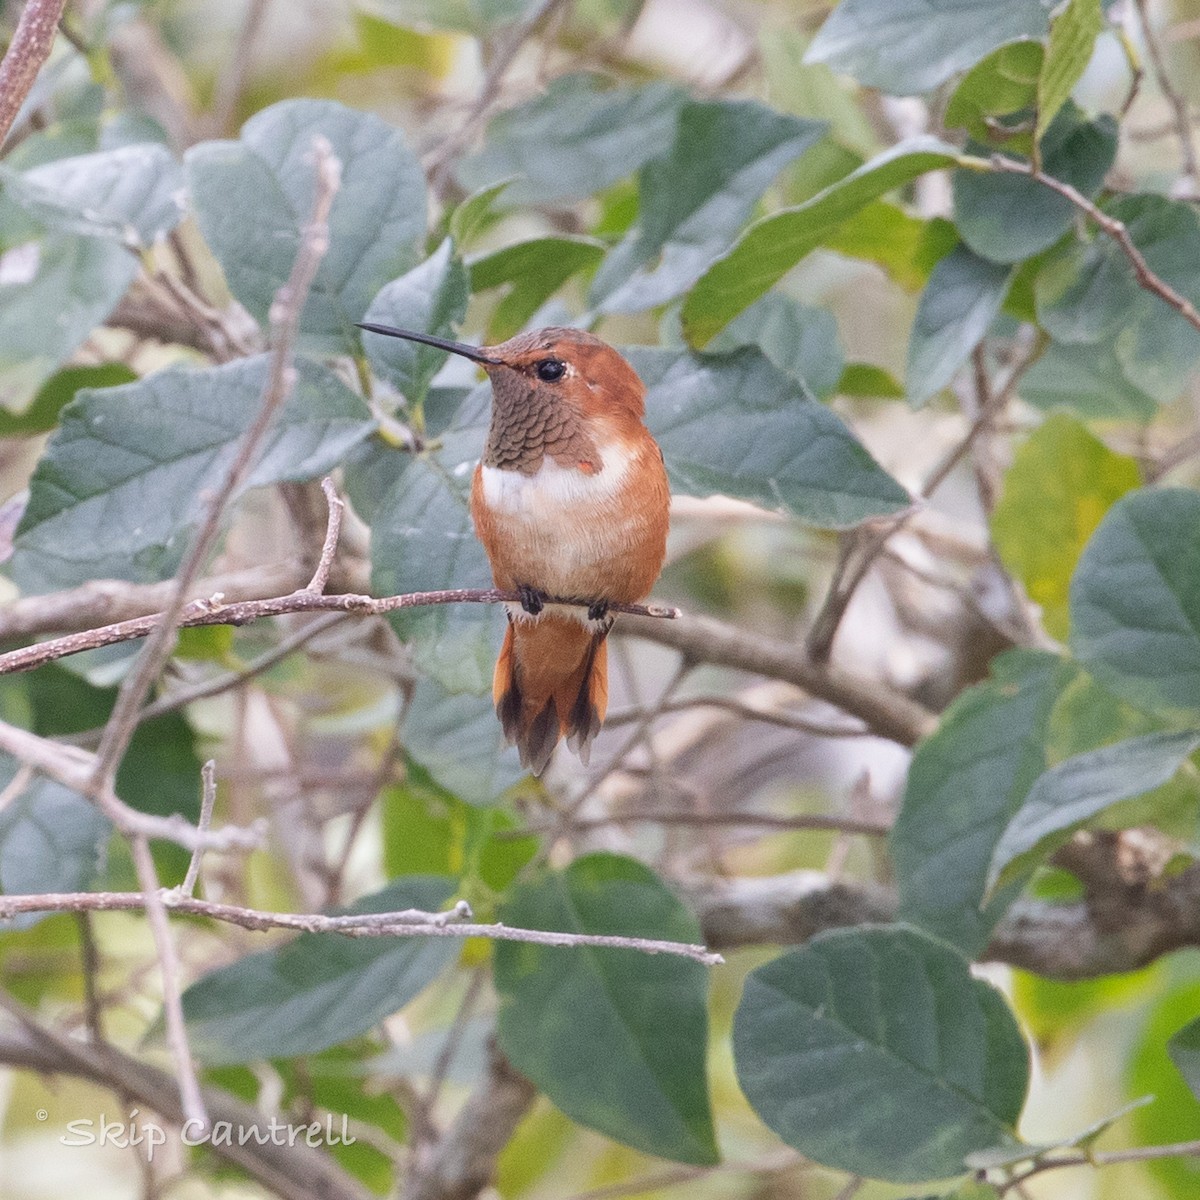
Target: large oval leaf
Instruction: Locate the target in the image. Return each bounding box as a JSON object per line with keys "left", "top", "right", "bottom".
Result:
{"left": 181, "top": 876, "right": 457, "bottom": 1065}
{"left": 734, "top": 925, "right": 1030, "bottom": 1183}
{"left": 495, "top": 853, "right": 718, "bottom": 1166}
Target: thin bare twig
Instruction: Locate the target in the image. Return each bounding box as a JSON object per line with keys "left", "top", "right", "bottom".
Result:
{"left": 131, "top": 835, "right": 209, "bottom": 1133}
{"left": 606, "top": 693, "right": 871, "bottom": 738}
{"left": 1132, "top": 0, "right": 1199, "bottom": 189}
{"left": 982, "top": 153, "right": 1200, "bottom": 334}
{"left": 209, "top": 0, "right": 270, "bottom": 136}
{"left": 89, "top": 137, "right": 342, "bottom": 792}
{"left": 0, "top": 0, "right": 68, "bottom": 148}
{"left": 0, "top": 717, "right": 266, "bottom": 853}
{"left": 0, "top": 588, "right": 678, "bottom": 678}
{"left": 804, "top": 331, "right": 1045, "bottom": 662}
{"left": 515, "top": 809, "right": 891, "bottom": 838}
{"left": 303, "top": 477, "right": 345, "bottom": 594}
{"left": 425, "top": 0, "right": 576, "bottom": 196}
{"left": 180, "top": 760, "right": 218, "bottom": 898}
{"left": 0, "top": 891, "right": 724, "bottom": 965}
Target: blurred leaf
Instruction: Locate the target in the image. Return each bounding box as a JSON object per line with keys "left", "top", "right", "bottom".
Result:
{"left": 1130, "top": 980, "right": 1200, "bottom": 1195}
{"left": 182, "top": 876, "right": 457, "bottom": 1065}
{"left": 838, "top": 362, "right": 905, "bottom": 398}
{"left": 1168, "top": 1015, "right": 1200, "bottom": 1101}
{"left": 953, "top": 106, "right": 1117, "bottom": 264}
{"left": 0, "top": 363, "right": 135, "bottom": 436}
{"left": 590, "top": 100, "right": 825, "bottom": 313}
{"left": 705, "top": 293, "right": 844, "bottom": 399}
{"left": 944, "top": 40, "right": 1044, "bottom": 154}
{"left": 906, "top": 244, "right": 1014, "bottom": 406}
{"left": 987, "top": 730, "right": 1200, "bottom": 893}
{"left": 734, "top": 925, "right": 1029, "bottom": 1182}
{"left": 1035, "top": 195, "right": 1200, "bottom": 403}
{"left": 358, "top": 0, "right": 539, "bottom": 35}
{"left": 469, "top": 236, "right": 604, "bottom": 341}
{"left": 447, "top": 178, "right": 514, "bottom": 247}
{"left": 682, "top": 136, "right": 962, "bottom": 346}
{"left": 1018, "top": 339, "right": 1157, "bottom": 421}
{"left": 0, "top": 236, "right": 137, "bottom": 412}
{"left": 0, "top": 143, "right": 184, "bottom": 247}
{"left": 368, "top": 405, "right": 499, "bottom": 694}
{"left": 822, "top": 203, "right": 957, "bottom": 291}
{"left": 892, "top": 650, "right": 1072, "bottom": 954}
{"left": 402, "top": 680, "right": 524, "bottom": 805}
{"left": 495, "top": 853, "right": 717, "bottom": 1165}
{"left": 1037, "top": 0, "right": 1105, "bottom": 143}
{"left": 10, "top": 356, "right": 375, "bottom": 594}
{"left": 361, "top": 238, "right": 470, "bottom": 406}
{"left": 458, "top": 74, "right": 685, "bottom": 206}
{"left": 991, "top": 414, "right": 1141, "bottom": 639}
{"left": 629, "top": 346, "right": 911, "bottom": 528}
{"left": 185, "top": 98, "right": 426, "bottom": 353}
{"left": 805, "top": 0, "right": 1050, "bottom": 95}
{"left": 0, "top": 772, "right": 109, "bottom": 920}
{"left": 761, "top": 28, "right": 880, "bottom": 157}
{"left": 1071, "top": 489, "right": 1200, "bottom": 718}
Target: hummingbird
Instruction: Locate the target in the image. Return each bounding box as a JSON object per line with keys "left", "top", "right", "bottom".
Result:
{"left": 357, "top": 322, "right": 671, "bottom": 776}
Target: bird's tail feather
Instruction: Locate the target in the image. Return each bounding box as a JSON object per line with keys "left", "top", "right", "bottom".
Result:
{"left": 493, "top": 613, "right": 609, "bottom": 775}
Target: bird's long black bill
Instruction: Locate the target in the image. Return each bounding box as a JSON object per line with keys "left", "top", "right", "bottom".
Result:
{"left": 355, "top": 323, "right": 501, "bottom": 365}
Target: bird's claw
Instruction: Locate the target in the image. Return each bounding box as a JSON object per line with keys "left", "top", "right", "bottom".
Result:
{"left": 517, "top": 584, "right": 547, "bottom": 615}
{"left": 587, "top": 600, "right": 610, "bottom": 622}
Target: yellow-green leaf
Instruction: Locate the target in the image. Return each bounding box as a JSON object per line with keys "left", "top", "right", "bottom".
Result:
{"left": 1037, "top": 0, "right": 1105, "bottom": 143}
{"left": 991, "top": 413, "right": 1140, "bottom": 639}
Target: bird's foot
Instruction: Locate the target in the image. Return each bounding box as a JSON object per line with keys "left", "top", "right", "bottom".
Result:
{"left": 517, "top": 584, "right": 547, "bottom": 615}
{"left": 586, "top": 600, "right": 610, "bottom": 622}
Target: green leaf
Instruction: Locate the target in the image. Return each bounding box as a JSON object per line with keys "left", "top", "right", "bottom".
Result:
{"left": 682, "top": 136, "right": 962, "bottom": 346}
{"left": 1037, "top": 0, "right": 1105, "bottom": 142}
{"left": 495, "top": 853, "right": 717, "bottom": 1166}
{"left": 367, "top": 406, "right": 498, "bottom": 694}
{"left": 944, "top": 40, "right": 1044, "bottom": 155}
{"left": 892, "top": 650, "right": 1072, "bottom": 954}
{"left": 821, "top": 203, "right": 958, "bottom": 292}
{"left": 1, "top": 143, "right": 184, "bottom": 247}
{"left": 0, "top": 235, "right": 137, "bottom": 411}
{"left": 185, "top": 98, "right": 426, "bottom": 353}
{"left": 986, "top": 730, "right": 1200, "bottom": 893}
{"left": 1130, "top": 981, "right": 1200, "bottom": 1195}
{"left": 447, "top": 178, "right": 514, "bottom": 247}
{"left": 182, "top": 876, "right": 457, "bottom": 1065}
{"left": 628, "top": 347, "right": 911, "bottom": 528}
{"left": 906, "top": 244, "right": 1014, "bottom": 407}
{"left": 1017, "top": 339, "right": 1157, "bottom": 422}
{"left": 469, "top": 236, "right": 604, "bottom": 342}
{"left": 1168, "top": 1015, "right": 1200, "bottom": 1102}
{"left": 0, "top": 772, "right": 109, "bottom": 916}
{"left": 457, "top": 74, "right": 685, "bottom": 206}
{"left": 1071, "top": 488, "right": 1200, "bottom": 718}
{"left": 991, "top": 414, "right": 1141, "bottom": 639}
{"left": 734, "top": 925, "right": 1030, "bottom": 1183}
{"left": 838, "top": 362, "right": 905, "bottom": 398}
{"left": 705, "top": 293, "right": 845, "bottom": 400}
{"left": 402, "top": 680, "right": 523, "bottom": 805}
{"left": 359, "top": 0, "right": 539, "bottom": 35}
{"left": 0, "top": 363, "right": 135, "bottom": 436}
{"left": 805, "top": 0, "right": 1051, "bottom": 96}
{"left": 589, "top": 100, "right": 825, "bottom": 313}
{"left": 10, "top": 356, "right": 375, "bottom": 594}
{"left": 953, "top": 106, "right": 1117, "bottom": 263}
{"left": 361, "top": 238, "right": 470, "bottom": 406}
{"left": 1034, "top": 195, "right": 1200, "bottom": 402}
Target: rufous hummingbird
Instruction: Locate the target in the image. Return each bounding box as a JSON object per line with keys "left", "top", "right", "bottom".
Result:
{"left": 357, "top": 322, "right": 671, "bottom": 776}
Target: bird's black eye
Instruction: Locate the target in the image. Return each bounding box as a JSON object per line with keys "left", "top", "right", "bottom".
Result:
{"left": 535, "top": 358, "right": 567, "bottom": 383}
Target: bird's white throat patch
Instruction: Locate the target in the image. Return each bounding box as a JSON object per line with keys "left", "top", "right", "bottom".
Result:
{"left": 479, "top": 441, "right": 634, "bottom": 515}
